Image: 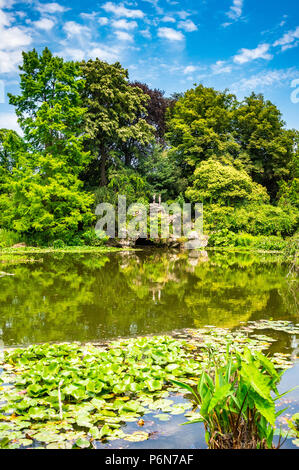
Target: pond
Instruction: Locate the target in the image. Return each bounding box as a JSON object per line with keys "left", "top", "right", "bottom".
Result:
{"left": 0, "top": 249, "right": 298, "bottom": 449}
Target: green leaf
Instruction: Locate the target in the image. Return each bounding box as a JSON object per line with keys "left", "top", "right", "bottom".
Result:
{"left": 207, "top": 383, "right": 232, "bottom": 413}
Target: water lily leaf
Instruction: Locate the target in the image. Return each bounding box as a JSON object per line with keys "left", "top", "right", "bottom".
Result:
{"left": 75, "top": 438, "right": 91, "bottom": 448}
{"left": 124, "top": 431, "right": 149, "bottom": 442}
{"left": 153, "top": 414, "right": 171, "bottom": 421}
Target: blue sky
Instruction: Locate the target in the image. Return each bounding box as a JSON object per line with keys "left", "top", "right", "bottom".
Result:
{"left": 0, "top": 0, "right": 298, "bottom": 131}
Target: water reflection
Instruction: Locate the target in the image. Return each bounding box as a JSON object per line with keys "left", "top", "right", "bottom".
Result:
{"left": 0, "top": 249, "right": 297, "bottom": 347}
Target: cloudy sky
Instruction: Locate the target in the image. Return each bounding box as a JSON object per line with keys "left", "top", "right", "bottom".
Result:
{"left": 0, "top": 0, "right": 298, "bottom": 131}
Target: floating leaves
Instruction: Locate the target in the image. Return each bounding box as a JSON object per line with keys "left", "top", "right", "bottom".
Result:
{"left": 0, "top": 320, "right": 298, "bottom": 449}
{"left": 124, "top": 431, "right": 149, "bottom": 442}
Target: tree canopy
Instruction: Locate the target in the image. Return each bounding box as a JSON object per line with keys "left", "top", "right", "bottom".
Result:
{"left": 0, "top": 48, "right": 298, "bottom": 245}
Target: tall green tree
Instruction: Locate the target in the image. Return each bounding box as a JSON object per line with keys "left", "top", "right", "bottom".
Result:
{"left": 80, "top": 59, "right": 154, "bottom": 187}
{"left": 0, "top": 129, "right": 25, "bottom": 199}
{"left": 0, "top": 129, "right": 24, "bottom": 173}
{"left": 1, "top": 48, "right": 94, "bottom": 242}
{"left": 234, "top": 93, "right": 296, "bottom": 199}
{"left": 166, "top": 84, "right": 239, "bottom": 179}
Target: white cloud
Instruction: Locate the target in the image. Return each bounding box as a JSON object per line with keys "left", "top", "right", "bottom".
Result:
{"left": 98, "top": 17, "right": 109, "bottom": 26}
{"left": 0, "top": 26, "right": 32, "bottom": 51}
{"left": 63, "top": 21, "right": 90, "bottom": 39}
{"left": 0, "top": 5, "right": 31, "bottom": 74}
{"left": 0, "top": 112, "right": 20, "bottom": 133}
{"left": 178, "top": 19, "right": 198, "bottom": 32}
{"left": 111, "top": 19, "right": 137, "bottom": 30}
{"left": 140, "top": 29, "right": 151, "bottom": 39}
{"left": 0, "top": 0, "right": 15, "bottom": 8}
{"left": 183, "top": 65, "right": 197, "bottom": 74}
{"left": 57, "top": 48, "right": 85, "bottom": 61}
{"left": 115, "top": 30, "right": 133, "bottom": 42}
{"left": 80, "top": 12, "right": 97, "bottom": 21}
{"left": 158, "top": 27, "right": 184, "bottom": 41}
{"left": 211, "top": 60, "right": 232, "bottom": 74}
{"left": 226, "top": 0, "right": 243, "bottom": 20}
{"left": 233, "top": 43, "right": 272, "bottom": 64}
{"left": 280, "top": 41, "right": 299, "bottom": 52}
{"left": 89, "top": 44, "right": 121, "bottom": 63}
{"left": 161, "top": 16, "right": 176, "bottom": 23}
{"left": 0, "top": 49, "right": 22, "bottom": 73}
{"left": 177, "top": 11, "right": 191, "bottom": 20}
{"left": 273, "top": 26, "right": 299, "bottom": 50}
{"left": 231, "top": 68, "right": 298, "bottom": 92}
{"left": 102, "top": 2, "right": 145, "bottom": 19}
{"left": 36, "top": 2, "right": 69, "bottom": 14}
{"left": 33, "top": 18, "right": 55, "bottom": 31}
{"left": 0, "top": 9, "right": 13, "bottom": 28}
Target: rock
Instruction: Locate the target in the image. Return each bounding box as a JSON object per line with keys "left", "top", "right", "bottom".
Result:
{"left": 187, "top": 230, "right": 199, "bottom": 240}
{"left": 12, "top": 243, "right": 27, "bottom": 248}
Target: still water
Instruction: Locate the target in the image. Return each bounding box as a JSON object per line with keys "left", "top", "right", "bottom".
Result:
{"left": 0, "top": 249, "right": 298, "bottom": 449}
{"left": 0, "top": 249, "right": 297, "bottom": 347}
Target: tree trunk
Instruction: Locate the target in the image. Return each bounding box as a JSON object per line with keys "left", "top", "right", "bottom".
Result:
{"left": 99, "top": 151, "right": 108, "bottom": 187}
{"left": 125, "top": 153, "right": 131, "bottom": 167}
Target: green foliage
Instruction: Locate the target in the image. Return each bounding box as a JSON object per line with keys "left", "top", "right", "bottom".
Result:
{"left": 288, "top": 413, "right": 299, "bottom": 447}
{"left": 0, "top": 56, "right": 298, "bottom": 246}
{"left": 0, "top": 229, "right": 21, "bottom": 248}
{"left": 167, "top": 84, "right": 238, "bottom": 171}
{"left": 1, "top": 48, "right": 94, "bottom": 243}
{"left": 204, "top": 203, "right": 298, "bottom": 237}
{"left": 0, "top": 129, "right": 25, "bottom": 177}
{"left": 234, "top": 93, "right": 297, "bottom": 199}
{"left": 208, "top": 230, "right": 287, "bottom": 251}
{"left": 0, "top": 336, "right": 201, "bottom": 448}
{"left": 80, "top": 59, "right": 154, "bottom": 186}
{"left": 80, "top": 229, "right": 109, "bottom": 247}
{"left": 137, "top": 144, "right": 186, "bottom": 200}
{"left": 175, "top": 348, "right": 290, "bottom": 449}
{"left": 186, "top": 159, "right": 269, "bottom": 206}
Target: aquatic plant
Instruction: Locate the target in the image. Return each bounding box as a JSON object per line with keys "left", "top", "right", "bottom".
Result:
{"left": 0, "top": 336, "right": 200, "bottom": 448}
{"left": 287, "top": 413, "right": 299, "bottom": 447}
{"left": 0, "top": 325, "right": 296, "bottom": 449}
{"left": 173, "top": 347, "right": 294, "bottom": 449}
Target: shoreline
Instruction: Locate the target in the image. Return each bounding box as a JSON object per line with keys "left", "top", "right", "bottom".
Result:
{"left": 0, "top": 245, "right": 290, "bottom": 255}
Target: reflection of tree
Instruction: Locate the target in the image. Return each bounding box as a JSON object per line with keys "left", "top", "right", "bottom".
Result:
{"left": 184, "top": 252, "right": 295, "bottom": 329}
{"left": 0, "top": 250, "right": 296, "bottom": 346}
{"left": 0, "top": 254, "right": 110, "bottom": 345}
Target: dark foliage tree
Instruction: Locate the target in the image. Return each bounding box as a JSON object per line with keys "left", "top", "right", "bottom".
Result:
{"left": 80, "top": 60, "right": 154, "bottom": 187}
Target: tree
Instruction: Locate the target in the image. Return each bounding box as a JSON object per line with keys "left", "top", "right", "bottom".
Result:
{"left": 129, "top": 82, "right": 169, "bottom": 144}
{"left": 2, "top": 48, "right": 94, "bottom": 242}
{"left": 0, "top": 129, "right": 25, "bottom": 198}
{"left": 185, "top": 159, "right": 269, "bottom": 206}
{"left": 166, "top": 84, "right": 239, "bottom": 180}
{"left": 0, "top": 129, "right": 24, "bottom": 174}
{"left": 234, "top": 93, "right": 296, "bottom": 199}
{"left": 80, "top": 59, "right": 155, "bottom": 187}
{"left": 137, "top": 144, "right": 186, "bottom": 201}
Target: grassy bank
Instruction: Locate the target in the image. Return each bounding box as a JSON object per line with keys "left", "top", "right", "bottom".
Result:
{"left": 0, "top": 246, "right": 134, "bottom": 255}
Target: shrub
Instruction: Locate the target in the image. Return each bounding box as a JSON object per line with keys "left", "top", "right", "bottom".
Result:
{"left": 53, "top": 239, "right": 66, "bottom": 249}
{"left": 173, "top": 348, "right": 291, "bottom": 449}
{"left": 0, "top": 229, "right": 21, "bottom": 248}
{"left": 208, "top": 230, "right": 287, "bottom": 251}
{"left": 204, "top": 203, "right": 298, "bottom": 237}
{"left": 81, "top": 229, "right": 109, "bottom": 246}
